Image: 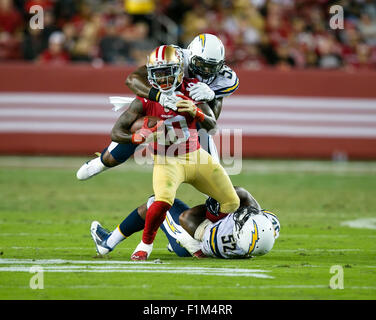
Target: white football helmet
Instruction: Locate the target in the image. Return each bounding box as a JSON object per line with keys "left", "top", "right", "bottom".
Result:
{"left": 187, "top": 33, "right": 225, "bottom": 81}
{"left": 233, "top": 207, "right": 275, "bottom": 257}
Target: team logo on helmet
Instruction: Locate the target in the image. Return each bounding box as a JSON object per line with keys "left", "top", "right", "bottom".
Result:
{"left": 187, "top": 33, "right": 225, "bottom": 81}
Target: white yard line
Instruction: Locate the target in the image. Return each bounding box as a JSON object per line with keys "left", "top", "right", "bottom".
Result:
{"left": 341, "top": 218, "right": 376, "bottom": 230}
{"left": 0, "top": 258, "right": 273, "bottom": 278}
{"left": 0, "top": 258, "right": 168, "bottom": 265}
{"left": 179, "top": 284, "right": 376, "bottom": 290}
{"left": 1, "top": 284, "right": 375, "bottom": 290}
{"left": 5, "top": 246, "right": 171, "bottom": 252}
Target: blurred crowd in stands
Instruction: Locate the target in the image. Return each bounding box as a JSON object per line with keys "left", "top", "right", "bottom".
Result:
{"left": 1, "top": 0, "right": 376, "bottom": 70}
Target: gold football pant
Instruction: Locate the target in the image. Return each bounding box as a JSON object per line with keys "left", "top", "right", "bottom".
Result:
{"left": 152, "top": 148, "right": 240, "bottom": 213}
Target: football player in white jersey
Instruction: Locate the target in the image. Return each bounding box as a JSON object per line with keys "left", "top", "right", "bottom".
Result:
{"left": 90, "top": 186, "right": 280, "bottom": 259}
{"left": 76, "top": 33, "right": 239, "bottom": 180}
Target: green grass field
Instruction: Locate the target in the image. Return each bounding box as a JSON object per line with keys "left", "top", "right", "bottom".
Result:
{"left": 0, "top": 156, "right": 375, "bottom": 300}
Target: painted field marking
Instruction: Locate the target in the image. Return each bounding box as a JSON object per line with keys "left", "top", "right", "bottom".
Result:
{"left": 276, "top": 249, "right": 368, "bottom": 252}
{"left": 0, "top": 259, "right": 273, "bottom": 279}
{"left": 1, "top": 284, "right": 375, "bottom": 290}
{"left": 0, "top": 258, "right": 167, "bottom": 265}
{"left": 7, "top": 246, "right": 171, "bottom": 251}
{"left": 341, "top": 218, "right": 376, "bottom": 230}
{"left": 178, "top": 284, "right": 376, "bottom": 290}
{"left": 6, "top": 246, "right": 374, "bottom": 252}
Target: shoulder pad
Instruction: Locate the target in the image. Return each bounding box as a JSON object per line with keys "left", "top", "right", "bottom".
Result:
{"left": 212, "top": 65, "right": 239, "bottom": 97}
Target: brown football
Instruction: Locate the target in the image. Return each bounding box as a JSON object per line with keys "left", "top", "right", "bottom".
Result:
{"left": 130, "top": 116, "right": 160, "bottom": 133}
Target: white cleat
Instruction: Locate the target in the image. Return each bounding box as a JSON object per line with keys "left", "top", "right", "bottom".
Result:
{"left": 90, "top": 221, "right": 112, "bottom": 255}
{"left": 76, "top": 157, "right": 108, "bottom": 180}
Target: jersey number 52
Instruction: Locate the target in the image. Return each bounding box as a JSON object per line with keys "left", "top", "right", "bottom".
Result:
{"left": 221, "top": 235, "right": 236, "bottom": 252}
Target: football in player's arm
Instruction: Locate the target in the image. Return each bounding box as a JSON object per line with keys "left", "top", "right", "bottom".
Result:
{"left": 90, "top": 186, "right": 280, "bottom": 259}
{"left": 110, "top": 95, "right": 217, "bottom": 146}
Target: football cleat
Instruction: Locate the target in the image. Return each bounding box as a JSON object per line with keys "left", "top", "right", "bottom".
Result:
{"left": 76, "top": 156, "right": 108, "bottom": 181}
{"left": 131, "top": 241, "right": 153, "bottom": 261}
{"left": 131, "top": 251, "right": 148, "bottom": 261}
{"left": 90, "top": 221, "right": 113, "bottom": 255}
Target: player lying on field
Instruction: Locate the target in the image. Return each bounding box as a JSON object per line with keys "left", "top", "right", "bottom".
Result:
{"left": 76, "top": 33, "right": 239, "bottom": 180}
{"left": 90, "top": 187, "right": 280, "bottom": 259}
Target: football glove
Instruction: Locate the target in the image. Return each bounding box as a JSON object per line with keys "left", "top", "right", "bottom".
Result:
{"left": 205, "top": 197, "right": 220, "bottom": 216}
{"left": 158, "top": 92, "right": 182, "bottom": 111}
{"left": 131, "top": 117, "right": 164, "bottom": 145}
{"left": 187, "top": 82, "right": 215, "bottom": 102}
{"left": 205, "top": 196, "right": 227, "bottom": 222}
{"left": 176, "top": 95, "right": 205, "bottom": 122}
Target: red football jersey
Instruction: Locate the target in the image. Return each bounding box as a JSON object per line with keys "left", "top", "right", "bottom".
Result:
{"left": 137, "top": 78, "right": 200, "bottom": 156}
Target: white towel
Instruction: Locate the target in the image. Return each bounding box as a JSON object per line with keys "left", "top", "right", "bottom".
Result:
{"left": 109, "top": 96, "right": 135, "bottom": 112}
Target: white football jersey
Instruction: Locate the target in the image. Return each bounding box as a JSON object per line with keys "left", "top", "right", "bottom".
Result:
{"left": 200, "top": 213, "right": 257, "bottom": 259}
{"left": 181, "top": 49, "right": 239, "bottom": 98}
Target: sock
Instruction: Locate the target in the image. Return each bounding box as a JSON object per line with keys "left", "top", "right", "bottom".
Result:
{"left": 106, "top": 143, "right": 138, "bottom": 163}
{"left": 99, "top": 148, "right": 110, "bottom": 167}
{"left": 119, "top": 208, "right": 145, "bottom": 237}
{"left": 142, "top": 201, "right": 171, "bottom": 244}
{"left": 106, "top": 226, "right": 125, "bottom": 249}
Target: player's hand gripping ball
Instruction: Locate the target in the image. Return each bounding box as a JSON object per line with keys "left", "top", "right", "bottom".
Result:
{"left": 131, "top": 116, "right": 164, "bottom": 144}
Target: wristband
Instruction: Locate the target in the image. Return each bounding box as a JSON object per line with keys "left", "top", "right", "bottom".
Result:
{"left": 148, "top": 87, "right": 161, "bottom": 102}
{"left": 206, "top": 210, "right": 227, "bottom": 223}
{"left": 195, "top": 108, "right": 205, "bottom": 122}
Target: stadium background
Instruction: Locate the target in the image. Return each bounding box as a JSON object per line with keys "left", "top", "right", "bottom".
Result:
{"left": 1, "top": 0, "right": 376, "bottom": 160}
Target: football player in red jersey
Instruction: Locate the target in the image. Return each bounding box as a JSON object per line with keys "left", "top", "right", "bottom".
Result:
{"left": 76, "top": 34, "right": 238, "bottom": 181}
{"left": 109, "top": 45, "right": 240, "bottom": 260}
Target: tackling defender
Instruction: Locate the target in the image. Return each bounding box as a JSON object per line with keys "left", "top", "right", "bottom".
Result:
{"left": 90, "top": 186, "right": 281, "bottom": 259}
{"left": 77, "top": 33, "right": 239, "bottom": 180}
{"left": 107, "top": 44, "right": 240, "bottom": 260}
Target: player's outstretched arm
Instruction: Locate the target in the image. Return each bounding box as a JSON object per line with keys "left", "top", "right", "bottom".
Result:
{"left": 208, "top": 97, "right": 223, "bottom": 120}
{"left": 234, "top": 186, "right": 262, "bottom": 210}
{"left": 198, "top": 101, "right": 218, "bottom": 132}
{"left": 111, "top": 98, "right": 144, "bottom": 144}
{"left": 125, "top": 65, "right": 154, "bottom": 99}
{"left": 179, "top": 205, "right": 207, "bottom": 238}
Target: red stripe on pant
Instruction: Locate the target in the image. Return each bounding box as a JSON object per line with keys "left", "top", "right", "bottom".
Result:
{"left": 142, "top": 201, "right": 171, "bottom": 244}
